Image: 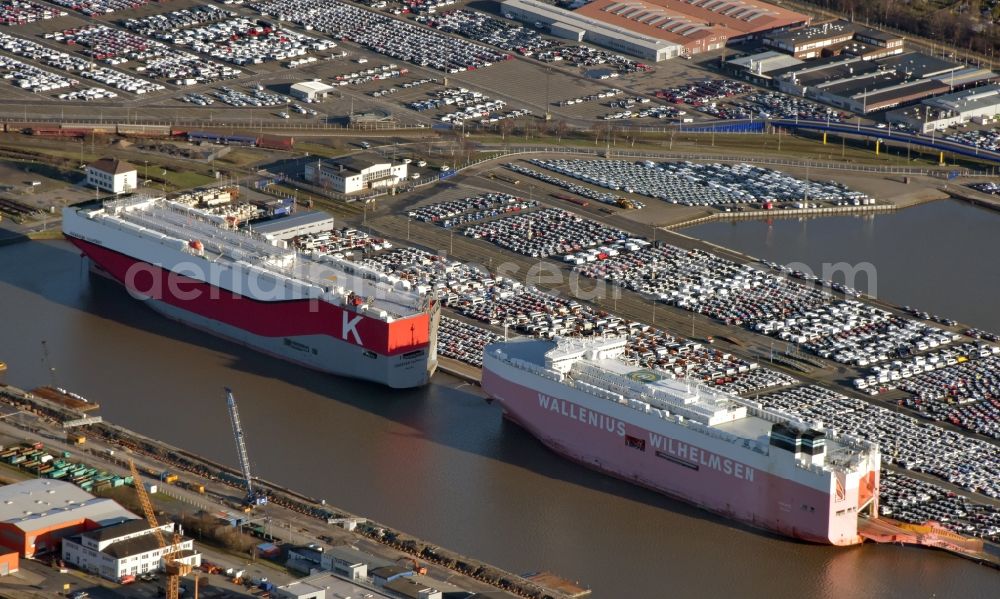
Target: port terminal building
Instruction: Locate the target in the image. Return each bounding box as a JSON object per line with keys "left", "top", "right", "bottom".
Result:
{"left": 304, "top": 154, "right": 408, "bottom": 194}
{"left": 500, "top": 0, "right": 682, "bottom": 61}
{"left": 885, "top": 84, "right": 1000, "bottom": 132}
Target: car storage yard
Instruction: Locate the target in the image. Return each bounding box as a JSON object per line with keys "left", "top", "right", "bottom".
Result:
{"left": 0, "top": 0, "right": 749, "bottom": 127}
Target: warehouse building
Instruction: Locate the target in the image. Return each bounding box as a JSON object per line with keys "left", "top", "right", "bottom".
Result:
{"left": 62, "top": 519, "right": 200, "bottom": 582}
{"left": 290, "top": 81, "right": 336, "bottom": 103}
{"left": 771, "top": 52, "right": 993, "bottom": 113}
{"left": 304, "top": 154, "right": 408, "bottom": 194}
{"left": 574, "top": 0, "right": 809, "bottom": 56}
{"left": 886, "top": 84, "right": 1000, "bottom": 132}
{"left": 86, "top": 157, "right": 138, "bottom": 195}
{"left": 252, "top": 210, "right": 335, "bottom": 245}
{"left": 500, "top": 0, "right": 682, "bottom": 61}
{"left": 764, "top": 19, "right": 904, "bottom": 60}
{"left": 0, "top": 479, "right": 137, "bottom": 558}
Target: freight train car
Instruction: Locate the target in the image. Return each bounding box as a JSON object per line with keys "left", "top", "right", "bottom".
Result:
{"left": 256, "top": 134, "right": 294, "bottom": 151}
{"left": 116, "top": 124, "right": 172, "bottom": 138}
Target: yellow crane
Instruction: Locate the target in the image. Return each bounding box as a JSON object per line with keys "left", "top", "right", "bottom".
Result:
{"left": 128, "top": 459, "right": 193, "bottom": 599}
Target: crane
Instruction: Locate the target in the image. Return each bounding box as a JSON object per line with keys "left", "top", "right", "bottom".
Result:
{"left": 225, "top": 387, "right": 267, "bottom": 508}
{"left": 41, "top": 340, "right": 56, "bottom": 387}
{"left": 128, "top": 459, "right": 192, "bottom": 599}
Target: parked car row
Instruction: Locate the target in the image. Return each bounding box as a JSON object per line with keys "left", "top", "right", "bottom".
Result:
{"left": 122, "top": 4, "right": 232, "bottom": 36}
{"left": 656, "top": 79, "right": 751, "bottom": 106}
{"left": 462, "top": 207, "right": 630, "bottom": 258}
{"left": 213, "top": 85, "right": 288, "bottom": 107}
{"left": 943, "top": 128, "right": 1000, "bottom": 151}
{"left": 250, "top": 0, "right": 508, "bottom": 72}
{"left": 759, "top": 385, "right": 1000, "bottom": 499}
{"left": 420, "top": 9, "right": 559, "bottom": 56}
{"left": 602, "top": 104, "right": 682, "bottom": 121}
{"left": 407, "top": 193, "right": 537, "bottom": 228}
{"left": 0, "top": 0, "right": 65, "bottom": 25}
{"left": 772, "top": 302, "right": 957, "bottom": 367}
{"left": 896, "top": 351, "right": 1000, "bottom": 438}
{"left": 47, "top": 0, "right": 152, "bottom": 16}
{"left": 738, "top": 92, "right": 846, "bottom": 122}
{"left": 535, "top": 45, "right": 650, "bottom": 74}
{"left": 408, "top": 86, "right": 489, "bottom": 111}
{"left": 508, "top": 162, "right": 633, "bottom": 208}
{"left": 58, "top": 87, "right": 117, "bottom": 100}
{"left": 293, "top": 227, "right": 391, "bottom": 259}
{"left": 528, "top": 159, "right": 872, "bottom": 207}
{"left": 182, "top": 92, "right": 214, "bottom": 105}
{"left": 0, "top": 31, "right": 163, "bottom": 94}
{"left": 167, "top": 17, "right": 334, "bottom": 66}
{"left": 968, "top": 181, "right": 1000, "bottom": 195}
{"left": 574, "top": 242, "right": 827, "bottom": 323}
{"left": 0, "top": 54, "right": 79, "bottom": 94}
{"left": 52, "top": 24, "right": 241, "bottom": 84}
{"left": 964, "top": 327, "right": 1000, "bottom": 342}
{"left": 334, "top": 63, "right": 407, "bottom": 85}
{"left": 558, "top": 88, "right": 621, "bottom": 107}
{"left": 399, "top": 77, "right": 437, "bottom": 89}
{"left": 438, "top": 316, "right": 503, "bottom": 367}
{"left": 857, "top": 343, "right": 995, "bottom": 392}
{"left": 879, "top": 471, "right": 1000, "bottom": 541}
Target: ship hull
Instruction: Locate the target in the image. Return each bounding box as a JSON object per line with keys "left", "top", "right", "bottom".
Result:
{"left": 482, "top": 354, "right": 865, "bottom": 545}
{"left": 68, "top": 236, "right": 435, "bottom": 389}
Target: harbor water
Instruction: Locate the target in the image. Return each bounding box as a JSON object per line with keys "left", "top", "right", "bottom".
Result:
{"left": 685, "top": 199, "right": 1000, "bottom": 333}
{"left": 0, "top": 231, "right": 997, "bottom": 598}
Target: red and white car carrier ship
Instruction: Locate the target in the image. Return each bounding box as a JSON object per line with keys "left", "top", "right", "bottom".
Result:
{"left": 483, "top": 336, "right": 881, "bottom": 545}
{"left": 63, "top": 196, "right": 439, "bottom": 388}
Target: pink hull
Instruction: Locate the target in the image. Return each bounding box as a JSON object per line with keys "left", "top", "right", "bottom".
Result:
{"left": 483, "top": 365, "right": 861, "bottom": 545}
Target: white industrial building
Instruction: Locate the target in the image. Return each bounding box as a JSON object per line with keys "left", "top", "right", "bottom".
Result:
{"left": 886, "top": 84, "right": 1000, "bottom": 132}
{"left": 86, "top": 158, "right": 138, "bottom": 195}
{"left": 290, "top": 81, "right": 336, "bottom": 103}
{"left": 305, "top": 154, "right": 408, "bottom": 194}
{"left": 62, "top": 519, "right": 200, "bottom": 582}
{"left": 500, "top": 0, "right": 682, "bottom": 61}
{"left": 251, "top": 210, "right": 335, "bottom": 245}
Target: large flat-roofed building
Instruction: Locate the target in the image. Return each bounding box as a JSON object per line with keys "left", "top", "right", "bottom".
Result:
{"left": 251, "top": 210, "right": 335, "bottom": 244}
{"left": 771, "top": 52, "right": 993, "bottom": 113}
{"left": 501, "top": 0, "right": 682, "bottom": 61}
{"left": 0, "top": 479, "right": 137, "bottom": 558}
{"left": 764, "top": 19, "right": 904, "bottom": 59}
{"left": 304, "top": 154, "right": 408, "bottom": 194}
{"left": 886, "top": 84, "right": 1000, "bottom": 132}
{"left": 575, "top": 0, "right": 809, "bottom": 56}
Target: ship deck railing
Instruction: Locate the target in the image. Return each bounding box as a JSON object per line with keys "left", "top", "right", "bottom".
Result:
{"left": 101, "top": 198, "right": 424, "bottom": 319}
